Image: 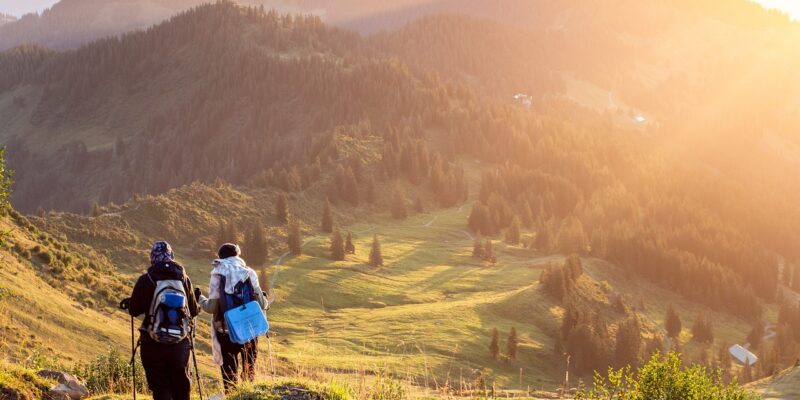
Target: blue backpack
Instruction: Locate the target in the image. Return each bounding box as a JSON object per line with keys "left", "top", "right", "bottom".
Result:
{"left": 218, "top": 275, "right": 269, "bottom": 345}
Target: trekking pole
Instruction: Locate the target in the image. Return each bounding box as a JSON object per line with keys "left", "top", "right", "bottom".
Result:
{"left": 131, "top": 315, "right": 137, "bottom": 400}
{"left": 120, "top": 298, "right": 137, "bottom": 400}
{"left": 191, "top": 319, "right": 205, "bottom": 400}
{"left": 267, "top": 334, "right": 275, "bottom": 377}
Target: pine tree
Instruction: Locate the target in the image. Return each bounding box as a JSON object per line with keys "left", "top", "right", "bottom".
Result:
{"left": 226, "top": 222, "right": 239, "bottom": 244}
{"left": 665, "top": 305, "right": 682, "bottom": 339}
{"left": 505, "top": 216, "right": 521, "bottom": 245}
{"left": 330, "top": 229, "right": 345, "bottom": 261}
{"left": 345, "top": 231, "right": 355, "bottom": 254}
{"left": 644, "top": 335, "right": 664, "bottom": 359}
{"left": 747, "top": 320, "right": 764, "bottom": 350}
{"left": 472, "top": 237, "right": 484, "bottom": 258}
{"left": 414, "top": 196, "right": 424, "bottom": 213}
{"left": 343, "top": 167, "right": 359, "bottom": 206}
{"left": 365, "top": 177, "right": 376, "bottom": 204}
{"left": 369, "top": 235, "right": 383, "bottom": 267}
{"left": 691, "top": 314, "right": 714, "bottom": 344}
{"left": 245, "top": 222, "right": 269, "bottom": 266}
{"left": 321, "top": 198, "right": 333, "bottom": 233}
{"left": 614, "top": 316, "right": 642, "bottom": 368}
{"left": 535, "top": 223, "right": 550, "bottom": 251}
{"left": 276, "top": 193, "right": 289, "bottom": 224}
{"left": 489, "top": 328, "right": 500, "bottom": 360}
{"left": 287, "top": 222, "right": 302, "bottom": 256}
{"left": 483, "top": 239, "right": 496, "bottom": 264}
{"left": 506, "top": 327, "right": 518, "bottom": 360}
{"left": 391, "top": 189, "right": 407, "bottom": 220}
{"left": 216, "top": 222, "right": 227, "bottom": 248}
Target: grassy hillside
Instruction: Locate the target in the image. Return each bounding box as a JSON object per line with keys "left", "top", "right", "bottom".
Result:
{"left": 27, "top": 175, "right": 769, "bottom": 395}
{"left": 0, "top": 210, "right": 131, "bottom": 366}
{"left": 748, "top": 365, "right": 800, "bottom": 399}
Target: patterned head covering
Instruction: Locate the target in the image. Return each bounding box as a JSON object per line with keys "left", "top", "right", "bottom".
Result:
{"left": 150, "top": 241, "right": 174, "bottom": 265}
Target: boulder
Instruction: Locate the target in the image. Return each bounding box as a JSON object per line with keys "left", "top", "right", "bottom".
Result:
{"left": 37, "top": 370, "right": 90, "bottom": 400}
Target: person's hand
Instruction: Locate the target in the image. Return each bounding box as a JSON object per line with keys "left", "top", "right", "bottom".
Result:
{"left": 194, "top": 287, "right": 202, "bottom": 300}
{"left": 119, "top": 297, "right": 131, "bottom": 310}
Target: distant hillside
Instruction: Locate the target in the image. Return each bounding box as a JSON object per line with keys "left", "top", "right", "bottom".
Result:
{"left": 0, "top": 0, "right": 201, "bottom": 51}
{"left": 0, "top": 0, "right": 320, "bottom": 51}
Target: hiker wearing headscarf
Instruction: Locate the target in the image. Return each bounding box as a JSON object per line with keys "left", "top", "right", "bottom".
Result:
{"left": 196, "top": 243, "right": 270, "bottom": 392}
{"left": 127, "top": 241, "right": 199, "bottom": 400}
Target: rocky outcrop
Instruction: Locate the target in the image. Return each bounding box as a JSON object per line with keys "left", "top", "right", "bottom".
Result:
{"left": 37, "top": 371, "right": 90, "bottom": 400}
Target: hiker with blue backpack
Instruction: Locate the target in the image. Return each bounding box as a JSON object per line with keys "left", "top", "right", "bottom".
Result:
{"left": 122, "top": 241, "right": 199, "bottom": 400}
{"left": 196, "top": 243, "right": 270, "bottom": 393}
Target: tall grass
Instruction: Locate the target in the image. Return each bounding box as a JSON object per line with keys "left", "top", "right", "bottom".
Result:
{"left": 72, "top": 347, "right": 147, "bottom": 395}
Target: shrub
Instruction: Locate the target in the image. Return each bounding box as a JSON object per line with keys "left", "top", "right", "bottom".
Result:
{"left": 37, "top": 251, "right": 53, "bottom": 265}
{"left": 576, "top": 352, "right": 758, "bottom": 400}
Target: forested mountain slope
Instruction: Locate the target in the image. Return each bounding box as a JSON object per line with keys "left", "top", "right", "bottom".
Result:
{"left": 2, "top": 0, "right": 799, "bottom": 316}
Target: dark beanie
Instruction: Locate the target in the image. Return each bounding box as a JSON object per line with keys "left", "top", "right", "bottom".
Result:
{"left": 218, "top": 243, "right": 241, "bottom": 259}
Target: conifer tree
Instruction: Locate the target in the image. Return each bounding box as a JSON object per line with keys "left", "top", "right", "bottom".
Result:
{"left": 506, "top": 327, "right": 518, "bottom": 360}
{"left": 345, "top": 231, "right": 355, "bottom": 254}
{"left": 665, "top": 305, "right": 682, "bottom": 339}
{"left": 391, "top": 190, "right": 407, "bottom": 220}
{"left": 226, "top": 222, "right": 239, "bottom": 244}
{"left": 321, "top": 198, "right": 333, "bottom": 233}
{"left": 506, "top": 216, "right": 521, "bottom": 245}
{"left": 414, "top": 196, "right": 424, "bottom": 213}
{"left": 287, "top": 222, "right": 302, "bottom": 256}
{"left": 369, "top": 234, "right": 383, "bottom": 267}
{"left": 535, "top": 223, "right": 550, "bottom": 251}
{"left": 489, "top": 328, "right": 500, "bottom": 360}
{"left": 330, "top": 228, "right": 345, "bottom": 261}
{"left": 472, "top": 237, "right": 484, "bottom": 258}
{"left": 483, "top": 239, "right": 496, "bottom": 264}
{"left": 747, "top": 320, "right": 764, "bottom": 350}
{"left": 216, "top": 222, "right": 227, "bottom": 247}
{"left": 691, "top": 314, "right": 714, "bottom": 344}
{"left": 614, "top": 316, "right": 642, "bottom": 368}
{"left": 343, "top": 167, "right": 359, "bottom": 206}
{"left": 520, "top": 200, "right": 534, "bottom": 228}
{"left": 365, "top": 177, "right": 376, "bottom": 204}
{"left": 245, "top": 222, "right": 269, "bottom": 266}
{"left": 276, "top": 193, "right": 289, "bottom": 224}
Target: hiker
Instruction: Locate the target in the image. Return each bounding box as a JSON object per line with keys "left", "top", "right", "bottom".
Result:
{"left": 123, "top": 241, "right": 199, "bottom": 400}
{"left": 196, "top": 243, "right": 270, "bottom": 393}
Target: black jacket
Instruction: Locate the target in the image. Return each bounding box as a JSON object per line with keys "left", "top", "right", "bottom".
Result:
{"left": 129, "top": 261, "right": 199, "bottom": 325}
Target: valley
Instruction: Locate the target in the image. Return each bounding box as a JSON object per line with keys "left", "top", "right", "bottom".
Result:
{"left": 2, "top": 0, "right": 800, "bottom": 398}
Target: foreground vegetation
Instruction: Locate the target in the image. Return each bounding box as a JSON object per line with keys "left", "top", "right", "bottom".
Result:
{"left": 577, "top": 353, "right": 757, "bottom": 400}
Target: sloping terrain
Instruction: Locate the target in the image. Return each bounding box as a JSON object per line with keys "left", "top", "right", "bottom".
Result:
{"left": 30, "top": 176, "right": 762, "bottom": 392}
{"left": 0, "top": 210, "right": 130, "bottom": 365}
{"left": 748, "top": 366, "right": 800, "bottom": 399}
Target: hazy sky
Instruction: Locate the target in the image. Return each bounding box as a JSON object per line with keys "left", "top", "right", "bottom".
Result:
{"left": 1, "top": 0, "right": 59, "bottom": 17}
{"left": 1, "top": 0, "right": 799, "bottom": 19}
{"left": 755, "top": 0, "right": 800, "bottom": 19}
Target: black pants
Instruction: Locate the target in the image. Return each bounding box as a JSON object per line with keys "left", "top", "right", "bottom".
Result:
{"left": 219, "top": 333, "right": 258, "bottom": 392}
{"left": 140, "top": 338, "right": 192, "bottom": 400}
